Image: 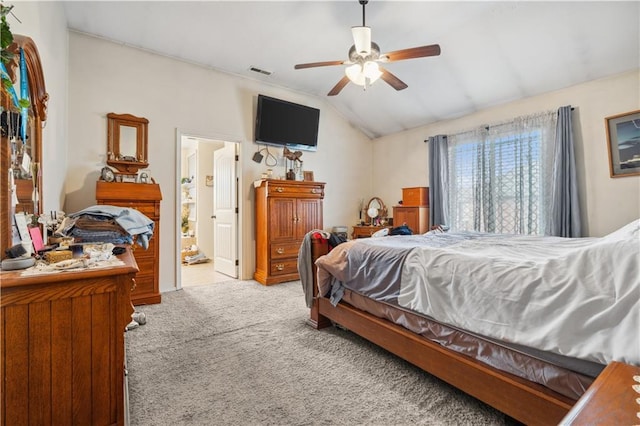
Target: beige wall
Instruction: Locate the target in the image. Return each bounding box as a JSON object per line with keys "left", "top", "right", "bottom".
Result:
{"left": 67, "top": 32, "right": 373, "bottom": 291}
{"left": 372, "top": 70, "right": 640, "bottom": 237}
{"left": 20, "top": 3, "right": 637, "bottom": 296}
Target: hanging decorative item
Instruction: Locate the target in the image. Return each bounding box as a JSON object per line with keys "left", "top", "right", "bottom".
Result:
{"left": 19, "top": 47, "right": 29, "bottom": 142}
{"left": 0, "top": 61, "right": 19, "bottom": 109}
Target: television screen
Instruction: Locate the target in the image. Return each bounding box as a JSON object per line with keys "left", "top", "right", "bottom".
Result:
{"left": 255, "top": 95, "right": 320, "bottom": 152}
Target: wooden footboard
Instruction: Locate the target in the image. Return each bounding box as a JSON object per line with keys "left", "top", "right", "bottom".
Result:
{"left": 308, "top": 236, "right": 575, "bottom": 425}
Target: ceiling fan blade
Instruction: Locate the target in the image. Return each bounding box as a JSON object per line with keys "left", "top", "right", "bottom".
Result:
{"left": 379, "top": 67, "right": 408, "bottom": 91}
{"left": 382, "top": 44, "right": 441, "bottom": 62}
{"left": 328, "top": 76, "right": 351, "bottom": 96}
{"left": 294, "top": 60, "right": 345, "bottom": 70}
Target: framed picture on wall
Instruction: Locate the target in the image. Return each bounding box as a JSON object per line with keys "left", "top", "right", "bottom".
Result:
{"left": 605, "top": 110, "right": 640, "bottom": 178}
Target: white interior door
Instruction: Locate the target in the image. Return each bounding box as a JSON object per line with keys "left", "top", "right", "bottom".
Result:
{"left": 213, "top": 143, "right": 238, "bottom": 277}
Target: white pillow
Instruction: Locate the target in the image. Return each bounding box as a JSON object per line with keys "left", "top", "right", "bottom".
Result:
{"left": 371, "top": 228, "right": 389, "bottom": 238}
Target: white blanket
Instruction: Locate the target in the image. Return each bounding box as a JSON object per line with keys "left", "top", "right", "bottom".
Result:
{"left": 398, "top": 220, "right": 640, "bottom": 365}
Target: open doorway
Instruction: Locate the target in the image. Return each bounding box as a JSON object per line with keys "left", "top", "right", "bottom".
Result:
{"left": 177, "top": 134, "right": 239, "bottom": 288}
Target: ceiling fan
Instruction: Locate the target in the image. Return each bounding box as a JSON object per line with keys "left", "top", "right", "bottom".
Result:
{"left": 294, "top": 0, "right": 441, "bottom": 96}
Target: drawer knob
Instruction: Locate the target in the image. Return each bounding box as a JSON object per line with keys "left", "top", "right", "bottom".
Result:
{"left": 275, "top": 187, "right": 284, "bottom": 193}
{"left": 311, "top": 188, "right": 320, "bottom": 194}
{"left": 276, "top": 264, "right": 285, "bottom": 271}
{"left": 276, "top": 248, "right": 285, "bottom": 254}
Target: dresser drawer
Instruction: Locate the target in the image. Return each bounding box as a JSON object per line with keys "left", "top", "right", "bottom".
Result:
{"left": 270, "top": 242, "right": 301, "bottom": 259}
{"left": 132, "top": 273, "right": 155, "bottom": 296}
{"left": 127, "top": 203, "right": 157, "bottom": 218}
{"left": 402, "top": 187, "right": 429, "bottom": 207}
{"left": 267, "top": 183, "right": 324, "bottom": 198}
{"left": 132, "top": 236, "right": 156, "bottom": 256}
{"left": 270, "top": 259, "right": 299, "bottom": 276}
{"left": 132, "top": 253, "right": 155, "bottom": 273}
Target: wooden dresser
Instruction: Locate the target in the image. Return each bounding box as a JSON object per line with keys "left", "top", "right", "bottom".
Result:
{"left": 352, "top": 225, "right": 393, "bottom": 239}
{"left": 393, "top": 186, "right": 430, "bottom": 234}
{"left": 393, "top": 205, "right": 430, "bottom": 234}
{"left": 0, "top": 249, "right": 137, "bottom": 425}
{"left": 96, "top": 181, "right": 162, "bottom": 304}
{"left": 254, "top": 179, "right": 324, "bottom": 285}
{"left": 560, "top": 362, "right": 640, "bottom": 425}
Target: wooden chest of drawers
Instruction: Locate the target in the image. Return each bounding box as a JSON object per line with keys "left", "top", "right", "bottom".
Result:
{"left": 352, "top": 225, "right": 393, "bottom": 239}
{"left": 393, "top": 206, "right": 430, "bottom": 234}
{"left": 96, "top": 181, "right": 162, "bottom": 304}
{"left": 402, "top": 187, "right": 429, "bottom": 207}
{"left": 561, "top": 362, "right": 640, "bottom": 425}
{"left": 0, "top": 249, "right": 137, "bottom": 425}
{"left": 254, "top": 179, "right": 325, "bottom": 285}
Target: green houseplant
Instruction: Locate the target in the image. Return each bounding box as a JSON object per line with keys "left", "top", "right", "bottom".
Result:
{"left": 1, "top": 3, "right": 29, "bottom": 111}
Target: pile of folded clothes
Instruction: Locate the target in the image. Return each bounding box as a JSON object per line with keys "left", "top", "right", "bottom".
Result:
{"left": 54, "top": 205, "right": 155, "bottom": 248}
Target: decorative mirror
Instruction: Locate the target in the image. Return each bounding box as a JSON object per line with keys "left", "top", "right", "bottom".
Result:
{"left": 365, "top": 197, "right": 387, "bottom": 224}
{"left": 1, "top": 35, "right": 49, "bottom": 256}
{"left": 106, "top": 113, "right": 149, "bottom": 173}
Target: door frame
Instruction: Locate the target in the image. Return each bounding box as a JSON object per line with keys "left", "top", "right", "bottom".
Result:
{"left": 174, "top": 129, "right": 243, "bottom": 290}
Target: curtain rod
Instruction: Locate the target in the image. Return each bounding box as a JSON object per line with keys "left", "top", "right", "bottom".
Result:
{"left": 424, "top": 107, "right": 575, "bottom": 142}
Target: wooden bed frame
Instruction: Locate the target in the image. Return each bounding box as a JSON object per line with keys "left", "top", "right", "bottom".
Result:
{"left": 307, "top": 237, "right": 577, "bottom": 425}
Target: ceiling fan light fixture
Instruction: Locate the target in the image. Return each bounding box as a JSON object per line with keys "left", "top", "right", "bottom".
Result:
{"left": 363, "top": 61, "right": 382, "bottom": 83}
{"left": 345, "top": 61, "right": 381, "bottom": 87}
{"left": 351, "top": 26, "right": 371, "bottom": 56}
{"left": 345, "top": 63, "right": 366, "bottom": 86}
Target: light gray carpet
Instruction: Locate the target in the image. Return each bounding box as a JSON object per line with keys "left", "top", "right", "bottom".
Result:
{"left": 126, "top": 280, "right": 510, "bottom": 425}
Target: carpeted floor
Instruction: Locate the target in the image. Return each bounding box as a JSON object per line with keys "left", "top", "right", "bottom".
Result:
{"left": 126, "top": 280, "right": 510, "bottom": 425}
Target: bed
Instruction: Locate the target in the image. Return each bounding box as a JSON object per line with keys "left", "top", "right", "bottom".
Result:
{"left": 301, "top": 220, "right": 639, "bottom": 425}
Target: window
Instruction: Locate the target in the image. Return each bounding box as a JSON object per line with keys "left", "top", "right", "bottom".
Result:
{"left": 448, "top": 112, "right": 557, "bottom": 235}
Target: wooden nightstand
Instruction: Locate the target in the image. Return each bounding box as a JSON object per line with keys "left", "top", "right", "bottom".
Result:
{"left": 352, "top": 225, "right": 392, "bottom": 239}
{"left": 560, "top": 361, "right": 640, "bottom": 425}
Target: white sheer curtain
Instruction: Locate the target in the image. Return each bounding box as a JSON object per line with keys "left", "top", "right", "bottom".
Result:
{"left": 447, "top": 111, "right": 557, "bottom": 234}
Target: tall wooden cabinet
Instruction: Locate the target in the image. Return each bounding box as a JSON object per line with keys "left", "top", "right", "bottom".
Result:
{"left": 0, "top": 248, "right": 137, "bottom": 425}
{"left": 96, "top": 181, "right": 162, "bottom": 304}
{"left": 254, "top": 179, "right": 325, "bottom": 285}
{"left": 393, "top": 206, "right": 430, "bottom": 234}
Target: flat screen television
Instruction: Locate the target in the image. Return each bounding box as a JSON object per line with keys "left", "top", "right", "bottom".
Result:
{"left": 255, "top": 94, "right": 320, "bottom": 152}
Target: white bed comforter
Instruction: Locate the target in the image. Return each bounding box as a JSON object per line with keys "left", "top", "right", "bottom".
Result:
{"left": 397, "top": 220, "right": 640, "bottom": 365}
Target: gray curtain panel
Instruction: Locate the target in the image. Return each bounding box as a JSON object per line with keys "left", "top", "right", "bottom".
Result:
{"left": 548, "top": 105, "right": 582, "bottom": 237}
{"left": 428, "top": 135, "right": 449, "bottom": 227}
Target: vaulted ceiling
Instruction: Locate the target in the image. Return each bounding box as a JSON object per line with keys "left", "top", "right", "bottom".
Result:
{"left": 63, "top": 1, "right": 639, "bottom": 139}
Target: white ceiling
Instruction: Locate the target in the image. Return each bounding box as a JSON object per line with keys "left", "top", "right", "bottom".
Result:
{"left": 63, "top": 1, "right": 639, "bottom": 139}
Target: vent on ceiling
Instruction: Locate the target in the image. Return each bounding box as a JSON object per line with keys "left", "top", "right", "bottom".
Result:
{"left": 249, "top": 66, "right": 272, "bottom": 76}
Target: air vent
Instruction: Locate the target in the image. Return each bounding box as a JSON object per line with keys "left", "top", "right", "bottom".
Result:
{"left": 249, "top": 66, "right": 272, "bottom": 76}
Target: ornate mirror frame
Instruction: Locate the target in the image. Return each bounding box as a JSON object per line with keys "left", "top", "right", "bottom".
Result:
{"left": 106, "top": 112, "right": 149, "bottom": 173}
{"left": 1, "top": 35, "right": 49, "bottom": 256}
{"left": 366, "top": 197, "right": 387, "bottom": 222}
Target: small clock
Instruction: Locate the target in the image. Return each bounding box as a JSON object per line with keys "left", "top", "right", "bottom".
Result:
{"left": 101, "top": 166, "right": 115, "bottom": 182}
